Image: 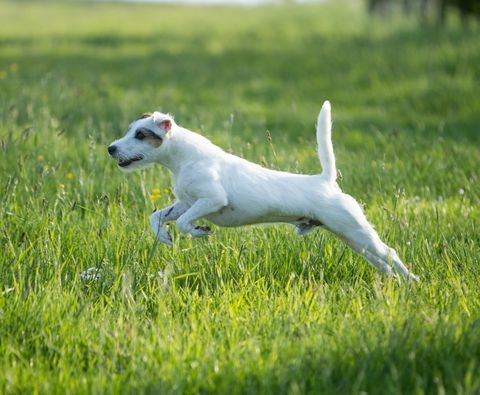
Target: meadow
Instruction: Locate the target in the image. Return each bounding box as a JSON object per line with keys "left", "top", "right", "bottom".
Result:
{"left": 1, "top": 0, "right": 479, "bottom": 393}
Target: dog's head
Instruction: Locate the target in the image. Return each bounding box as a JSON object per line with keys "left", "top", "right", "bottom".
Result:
{"left": 108, "top": 112, "right": 174, "bottom": 172}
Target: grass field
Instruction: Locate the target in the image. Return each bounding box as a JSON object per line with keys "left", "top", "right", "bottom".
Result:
{"left": 1, "top": 0, "right": 480, "bottom": 393}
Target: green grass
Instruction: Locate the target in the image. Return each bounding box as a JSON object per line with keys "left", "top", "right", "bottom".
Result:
{"left": 1, "top": 0, "right": 480, "bottom": 393}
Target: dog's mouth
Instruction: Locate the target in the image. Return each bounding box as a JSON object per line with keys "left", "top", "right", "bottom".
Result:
{"left": 118, "top": 155, "right": 144, "bottom": 167}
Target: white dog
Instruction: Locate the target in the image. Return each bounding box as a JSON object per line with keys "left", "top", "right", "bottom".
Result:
{"left": 108, "top": 101, "right": 418, "bottom": 280}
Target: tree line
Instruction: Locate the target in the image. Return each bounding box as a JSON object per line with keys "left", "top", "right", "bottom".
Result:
{"left": 367, "top": 0, "right": 480, "bottom": 24}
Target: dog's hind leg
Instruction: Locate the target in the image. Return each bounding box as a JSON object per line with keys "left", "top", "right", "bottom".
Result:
{"left": 346, "top": 232, "right": 417, "bottom": 281}
{"left": 150, "top": 201, "right": 189, "bottom": 246}
{"left": 319, "top": 194, "right": 418, "bottom": 281}
{"left": 344, "top": 228, "right": 416, "bottom": 279}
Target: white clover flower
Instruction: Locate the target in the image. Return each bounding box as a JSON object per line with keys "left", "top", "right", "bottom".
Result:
{"left": 80, "top": 267, "right": 102, "bottom": 282}
{"left": 150, "top": 271, "right": 167, "bottom": 280}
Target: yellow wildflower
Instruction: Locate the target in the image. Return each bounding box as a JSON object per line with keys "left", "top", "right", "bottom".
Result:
{"left": 66, "top": 172, "right": 74, "bottom": 180}
{"left": 58, "top": 183, "right": 65, "bottom": 190}
{"left": 37, "top": 155, "right": 45, "bottom": 161}
{"left": 152, "top": 187, "right": 161, "bottom": 194}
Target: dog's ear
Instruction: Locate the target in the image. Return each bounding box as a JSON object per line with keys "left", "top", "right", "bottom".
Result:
{"left": 157, "top": 119, "right": 172, "bottom": 133}
{"left": 153, "top": 113, "right": 173, "bottom": 133}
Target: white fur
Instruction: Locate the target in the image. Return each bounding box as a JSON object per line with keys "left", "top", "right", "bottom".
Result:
{"left": 109, "top": 101, "right": 418, "bottom": 281}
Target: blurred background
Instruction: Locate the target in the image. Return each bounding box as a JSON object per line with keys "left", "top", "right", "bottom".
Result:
{"left": 1, "top": 1, "right": 480, "bottom": 393}
{"left": 1, "top": 0, "right": 478, "bottom": 196}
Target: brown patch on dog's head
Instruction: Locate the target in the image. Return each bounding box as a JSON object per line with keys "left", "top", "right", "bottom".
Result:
{"left": 135, "top": 127, "right": 163, "bottom": 148}
{"left": 145, "top": 134, "right": 162, "bottom": 148}
{"left": 138, "top": 112, "right": 153, "bottom": 120}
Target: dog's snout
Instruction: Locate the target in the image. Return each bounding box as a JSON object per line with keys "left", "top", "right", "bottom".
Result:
{"left": 108, "top": 145, "right": 117, "bottom": 156}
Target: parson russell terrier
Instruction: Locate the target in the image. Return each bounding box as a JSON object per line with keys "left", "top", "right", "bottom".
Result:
{"left": 108, "top": 101, "right": 418, "bottom": 281}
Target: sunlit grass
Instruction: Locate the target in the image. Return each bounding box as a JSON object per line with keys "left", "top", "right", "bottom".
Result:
{"left": 0, "top": 1, "right": 479, "bottom": 394}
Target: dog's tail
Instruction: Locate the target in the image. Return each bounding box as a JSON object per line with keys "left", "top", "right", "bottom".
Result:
{"left": 316, "top": 100, "right": 336, "bottom": 183}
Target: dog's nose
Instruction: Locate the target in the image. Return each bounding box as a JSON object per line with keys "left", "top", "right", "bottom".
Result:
{"left": 108, "top": 145, "right": 117, "bottom": 156}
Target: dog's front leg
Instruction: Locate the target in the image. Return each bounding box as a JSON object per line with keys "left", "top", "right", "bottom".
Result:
{"left": 176, "top": 197, "right": 227, "bottom": 238}
{"left": 150, "top": 201, "right": 189, "bottom": 246}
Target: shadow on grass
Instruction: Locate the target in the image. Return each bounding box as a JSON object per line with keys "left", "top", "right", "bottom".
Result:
{"left": 138, "top": 319, "right": 480, "bottom": 394}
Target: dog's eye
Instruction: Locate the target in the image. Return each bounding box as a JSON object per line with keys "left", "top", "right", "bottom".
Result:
{"left": 135, "top": 130, "right": 146, "bottom": 140}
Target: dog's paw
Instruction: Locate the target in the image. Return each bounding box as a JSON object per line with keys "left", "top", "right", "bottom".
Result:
{"left": 295, "top": 223, "right": 315, "bottom": 236}
{"left": 155, "top": 228, "right": 173, "bottom": 246}
{"left": 191, "top": 225, "right": 212, "bottom": 238}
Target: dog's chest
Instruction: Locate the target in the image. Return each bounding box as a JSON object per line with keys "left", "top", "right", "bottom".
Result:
{"left": 173, "top": 184, "right": 194, "bottom": 204}
{"left": 172, "top": 177, "right": 199, "bottom": 205}
{"left": 172, "top": 164, "right": 223, "bottom": 204}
